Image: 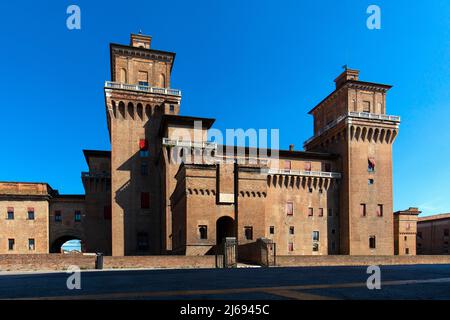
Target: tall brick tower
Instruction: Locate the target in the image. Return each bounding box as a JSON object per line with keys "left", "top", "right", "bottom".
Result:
{"left": 304, "top": 69, "right": 400, "bottom": 255}
{"left": 104, "top": 33, "right": 182, "bottom": 256}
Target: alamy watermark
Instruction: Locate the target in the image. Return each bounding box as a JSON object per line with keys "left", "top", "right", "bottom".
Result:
{"left": 366, "top": 5, "right": 381, "bottom": 30}
{"left": 66, "top": 5, "right": 81, "bottom": 30}
{"left": 366, "top": 265, "right": 381, "bottom": 290}
{"left": 66, "top": 265, "right": 81, "bottom": 290}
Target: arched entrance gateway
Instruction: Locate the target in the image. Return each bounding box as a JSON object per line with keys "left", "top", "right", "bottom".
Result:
{"left": 50, "top": 236, "right": 83, "bottom": 253}
{"left": 216, "top": 216, "right": 235, "bottom": 245}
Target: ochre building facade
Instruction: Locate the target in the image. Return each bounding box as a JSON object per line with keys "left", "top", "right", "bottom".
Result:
{"left": 0, "top": 33, "right": 418, "bottom": 257}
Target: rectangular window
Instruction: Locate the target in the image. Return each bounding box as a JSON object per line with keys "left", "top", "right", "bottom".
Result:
{"left": 284, "top": 160, "right": 291, "bottom": 172}
{"left": 405, "top": 248, "right": 409, "bottom": 255}
{"left": 377, "top": 204, "right": 383, "bottom": 217}
{"left": 269, "top": 226, "right": 275, "bottom": 235}
{"left": 199, "top": 225, "right": 208, "bottom": 240}
{"left": 141, "top": 162, "right": 149, "bottom": 176}
{"left": 141, "top": 192, "right": 150, "bottom": 209}
{"left": 308, "top": 207, "right": 313, "bottom": 217}
{"left": 286, "top": 202, "right": 293, "bottom": 216}
{"left": 363, "top": 101, "right": 371, "bottom": 113}
{"left": 169, "top": 105, "right": 175, "bottom": 113}
{"left": 328, "top": 208, "right": 333, "bottom": 217}
{"left": 103, "top": 206, "right": 112, "bottom": 220}
{"left": 55, "top": 211, "right": 62, "bottom": 222}
{"left": 319, "top": 208, "right": 324, "bottom": 217}
{"left": 304, "top": 162, "right": 312, "bottom": 171}
{"left": 288, "top": 242, "right": 294, "bottom": 252}
{"left": 360, "top": 204, "right": 366, "bottom": 217}
{"left": 7, "top": 207, "right": 14, "bottom": 220}
{"left": 312, "top": 231, "right": 320, "bottom": 241}
{"left": 312, "top": 243, "right": 319, "bottom": 252}
{"left": 28, "top": 239, "right": 35, "bottom": 251}
{"left": 369, "top": 236, "right": 376, "bottom": 249}
{"left": 8, "top": 239, "right": 14, "bottom": 251}
{"left": 289, "top": 226, "right": 295, "bottom": 235}
{"left": 74, "top": 211, "right": 81, "bottom": 222}
{"left": 244, "top": 227, "right": 253, "bottom": 240}
{"left": 368, "top": 158, "right": 376, "bottom": 172}
{"left": 137, "top": 232, "right": 149, "bottom": 251}
{"left": 27, "top": 208, "right": 35, "bottom": 220}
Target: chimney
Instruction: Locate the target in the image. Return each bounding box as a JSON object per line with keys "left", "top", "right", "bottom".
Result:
{"left": 289, "top": 144, "right": 295, "bottom": 151}
{"left": 334, "top": 68, "right": 359, "bottom": 89}
{"left": 130, "top": 32, "right": 152, "bottom": 49}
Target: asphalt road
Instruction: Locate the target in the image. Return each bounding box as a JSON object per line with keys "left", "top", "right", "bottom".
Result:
{"left": 1, "top": 264, "right": 450, "bottom": 300}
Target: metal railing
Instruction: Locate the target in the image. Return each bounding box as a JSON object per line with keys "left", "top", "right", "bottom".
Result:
{"left": 267, "top": 169, "right": 342, "bottom": 179}
{"left": 105, "top": 81, "right": 182, "bottom": 96}
{"left": 304, "top": 111, "right": 401, "bottom": 145}
{"left": 162, "top": 138, "right": 217, "bottom": 149}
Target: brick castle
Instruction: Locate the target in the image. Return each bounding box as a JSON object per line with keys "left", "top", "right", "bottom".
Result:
{"left": 0, "top": 33, "right": 422, "bottom": 257}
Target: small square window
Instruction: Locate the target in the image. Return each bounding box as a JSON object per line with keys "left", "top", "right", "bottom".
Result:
{"left": 269, "top": 226, "right": 274, "bottom": 235}
{"left": 7, "top": 208, "right": 14, "bottom": 220}
{"left": 312, "top": 243, "right": 319, "bottom": 252}
{"left": 368, "top": 179, "right": 374, "bottom": 185}
{"left": 360, "top": 204, "right": 367, "bottom": 217}
{"left": 8, "top": 239, "right": 14, "bottom": 251}
{"left": 75, "top": 211, "right": 81, "bottom": 222}
{"left": 289, "top": 226, "right": 295, "bottom": 235}
{"left": 244, "top": 227, "right": 253, "bottom": 240}
{"left": 55, "top": 211, "right": 62, "bottom": 222}
{"left": 199, "top": 225, "right": 208, "bottom": 240}
{"left": 28, "top": 239, "right": 35, "bottom": 251}
{"left": 369, "top": 236, "right": 376, "bottom": 249}
{"left": 313, "top": 231, "right": 320, "bottom": 241}
{"left": 288, "top": 242, "right": 294, "bottom": 252}
{"left": 286, "top": 202, "right": 293, "bottom": 216}
{"left": 377, "top": 204, "right": 383, "bottom": 217}
{"left": 28, "top": 208, "right": 35, "bottom": 220}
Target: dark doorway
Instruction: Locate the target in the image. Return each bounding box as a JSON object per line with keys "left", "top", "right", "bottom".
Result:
{"left": 216, "top": 216, "right": 235, "bottom": 245}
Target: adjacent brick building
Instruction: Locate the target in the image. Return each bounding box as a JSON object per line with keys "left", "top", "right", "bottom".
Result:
{"left": 0, "top": 33, "right": 420, "bottom": 258}
{"left": 417, "top": 213, "right": 450, "bottom": 255}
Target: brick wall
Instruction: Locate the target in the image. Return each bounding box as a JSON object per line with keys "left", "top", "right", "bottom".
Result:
{"left": 276, "top": 255, "right": 450, "bottom": 267}
{"left": 0, "top": 254, "right": 96, "bottom": 271}
{"left": 103, "top": 256, "right": 216, "bottom": 269}
{"left": 0, "top": 254, "right": 216, "bottom": 272}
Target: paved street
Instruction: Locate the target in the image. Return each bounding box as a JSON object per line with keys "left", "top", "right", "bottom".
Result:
{"left": 1, "top": 264, "right": 450, "bottom": 300}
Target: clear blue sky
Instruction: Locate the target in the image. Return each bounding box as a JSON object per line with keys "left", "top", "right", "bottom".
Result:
{"left": 0, "top": 1, "right": 448, "bottom": 216}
